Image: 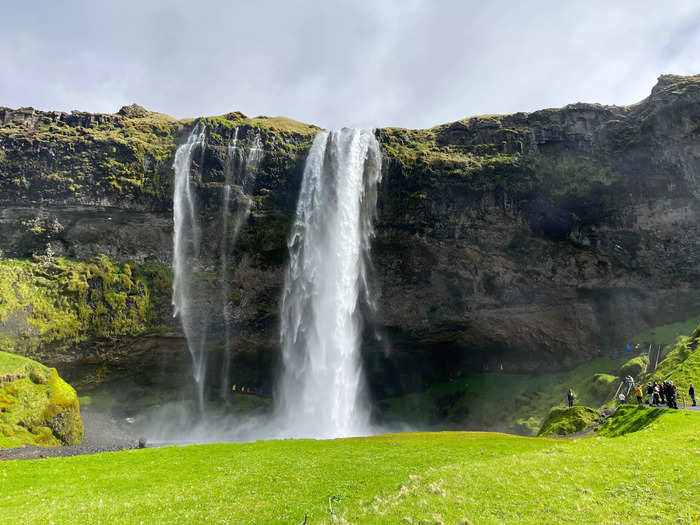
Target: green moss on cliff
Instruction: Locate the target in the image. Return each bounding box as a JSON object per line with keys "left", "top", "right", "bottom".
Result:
{"left": 0, "top": 109, "right": 183, "bottom": 205}
{"left": 0, "top": 256, "right": 172, "bottom": 359}
{"left": 0, "top": 351, "right": 83, "bottom": 447}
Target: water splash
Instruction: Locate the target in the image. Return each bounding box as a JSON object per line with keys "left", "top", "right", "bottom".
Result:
{"left": 276, "top": 128, "right": 382, "bottom": 438}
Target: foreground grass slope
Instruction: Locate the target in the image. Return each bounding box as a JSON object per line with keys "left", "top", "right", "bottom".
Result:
{"left": 0, "top": 408, "right": 697, "bottom": 524}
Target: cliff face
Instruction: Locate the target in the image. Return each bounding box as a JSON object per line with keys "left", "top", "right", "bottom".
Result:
{"left": 1, "top": 75, "right": 699, "bottom": 395}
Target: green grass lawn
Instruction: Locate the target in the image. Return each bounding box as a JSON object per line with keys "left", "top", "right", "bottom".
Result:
{"left": 1, "top": 408, "right": 698, "bottom": 524}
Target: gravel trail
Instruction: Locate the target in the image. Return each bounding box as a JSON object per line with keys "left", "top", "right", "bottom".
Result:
{"left": 0, "top": 406, "right": 139, "bottom": 461}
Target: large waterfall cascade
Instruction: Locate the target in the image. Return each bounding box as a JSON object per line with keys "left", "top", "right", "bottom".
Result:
{"left": 276, "top": 128, "right": 382, "bottom": 438}
{"left": 172, "top": 124, "right": 264, "bottom": 412}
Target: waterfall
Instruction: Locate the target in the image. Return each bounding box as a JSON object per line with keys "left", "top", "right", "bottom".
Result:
{"left": 219, "top": 128, "right": 239, "bottom": 399}
{"left": 276, "top": 128, "right": 381, "bottom": 438}
{"left": 173, "top": 124, "right": 265, "bottom": 412}
{"left": 172, "top": 123, "right": 207, "bottom": 412}
{"left": 219, "top": 129, "right": 264, "bottom": 397}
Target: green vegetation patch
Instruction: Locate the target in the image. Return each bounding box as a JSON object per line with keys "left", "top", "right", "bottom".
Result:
{"left": 0, "top": 351, "right": 83, "bottom": 448}
{"left": 618, "top": 355, "right": 649, "bottom": 379}
{"left": 538, "top": 405, "right": 600, "bottom": 436}
{"left": 648, "top": 332, "right": 700, "bottom": 402}
{"left": 596, "top": 405, "right": 666, "bottom": 437}
{"left": 0, "top": 410, "right": 697, "bottom": 523}
{"left": 0, "top": 107, "right": 184, "bottom": 202}
{"left": 0, "top": 256, "right": 172, "bottom": 359}
{"left": 633, "top": 314, "right": 700, "bottom": 345}
{"left": 377, "top": 356, "right": 627, "bottom": 435}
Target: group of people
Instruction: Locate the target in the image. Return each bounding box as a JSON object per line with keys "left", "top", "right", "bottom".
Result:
{"left": 567, "top": 380, "right": 696, "bottom": 409}
{"left": 232, "top": 384, "right": 263, "bottom": 397}
{"left": 633, "top": 381, "right": 693, "bottom": 409}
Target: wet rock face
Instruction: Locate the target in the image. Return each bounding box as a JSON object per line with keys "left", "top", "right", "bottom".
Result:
{"left": 1, "top": 75, "right": 700, "bottom": 389}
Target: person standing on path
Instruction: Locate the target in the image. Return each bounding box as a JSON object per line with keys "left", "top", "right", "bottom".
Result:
{"left": 689, "top": 383, "right": 696, "bottom": 406}
{"left": 567, "top": 388, "right": 575, "bottom": 408}
{"left": 635, "top": 384, "right": 643, "bottom": 405}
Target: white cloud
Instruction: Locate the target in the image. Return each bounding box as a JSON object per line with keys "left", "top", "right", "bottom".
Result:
{"left": 1, "top": 0, "right": 698, "bottom": 129}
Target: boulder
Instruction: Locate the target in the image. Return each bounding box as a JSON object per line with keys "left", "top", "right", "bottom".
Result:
{"left": 0, "top": 351, "right": 84, "bottom": 448}
{"left": 537, "top": 406, "right": 600, "bottom": 436}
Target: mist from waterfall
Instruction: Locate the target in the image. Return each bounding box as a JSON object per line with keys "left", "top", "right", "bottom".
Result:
{"left": 276, "top": 128, "right": 382, "bottom": 439}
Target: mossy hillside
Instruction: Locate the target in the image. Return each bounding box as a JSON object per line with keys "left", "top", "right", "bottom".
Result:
{"left": 375, "top": 356, "right": 629, "bottom": 436}
{"left": 0, "top": 255, "right": 172, "bottom": 360}
{"left": 617, "top": 355, "right": 649, "bottom": 379}
{"left": 0, "top": 106, "right": 185, "bottom": 205}
{"left": 647, "top": 332, "right": 700, "bottom": 402}
{"left": 537, "top": 405, "right": 600, "bottom": 436}
{"left": 0, "top": 410, "right": 698, "bottom": 523}
{"left": 0, "top": 351, "right": 83, "bottom": 448}
{"left": 633, "top": 314, "right": 700, "bottom": 345}
{"left": 595, "top": 405, "right": 666, "bottom": 437}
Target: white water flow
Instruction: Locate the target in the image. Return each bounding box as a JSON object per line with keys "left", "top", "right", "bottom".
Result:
{"left": 219, "top": 128, "right": 239, "bottom": 399}
{"left": 219, "top": 130, "right": 263, "bottom": 397}
{"left": 172, "top": 124, "right": 207, "bottom": 412}
{"left": 277, "top": 128, "right": 381, "bottom": 438}
{"left": 173, "top": 125, "right": 264, "bottom": 412}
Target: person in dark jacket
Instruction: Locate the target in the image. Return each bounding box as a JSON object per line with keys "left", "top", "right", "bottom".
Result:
{"left": 690, "top": 383, "right": 696, "bottom": 406}
{"left": 666, "top": 381, "right": 678, "bottom": 409}
{"left": 646, "top": 383, "right": 655, "bottom": 405}
{"left": 567, "top": 388, "right": 575, "bottom": 408}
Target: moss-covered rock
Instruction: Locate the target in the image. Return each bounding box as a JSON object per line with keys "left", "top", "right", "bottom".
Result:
{"left": 0, "top": 351, "right": 83, "bottom": 448}
{"left": 0, "top": 255, "right": 172, "bottom": 363}
{"left": 537, "top": 406, "right": 600, "bottom": 436}
{"left": 618, "top": 355, "right": 649, "bottom": 379}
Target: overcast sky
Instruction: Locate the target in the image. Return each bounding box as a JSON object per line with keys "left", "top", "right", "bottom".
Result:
{"left": 2, "top": 1, "right": 699, "bottom": 129}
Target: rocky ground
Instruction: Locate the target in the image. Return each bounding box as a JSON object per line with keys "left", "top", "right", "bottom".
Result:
{"left": 0, "top": 406, "right": 139, "bottom": 460}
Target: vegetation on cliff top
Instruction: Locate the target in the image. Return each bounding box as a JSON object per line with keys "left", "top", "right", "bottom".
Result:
{"left": 0, "top": 408, "right": 697, "bottom": 523}
{"left": 0, "top": 255, "right": 171, "bottom": 361}
{"left": 0, "top": 351, "right": 83, "bottom": 448}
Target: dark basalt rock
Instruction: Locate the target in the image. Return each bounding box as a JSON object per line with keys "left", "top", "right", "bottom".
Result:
{"left": 1, "top": 74, "right": 700, "bottom": 395}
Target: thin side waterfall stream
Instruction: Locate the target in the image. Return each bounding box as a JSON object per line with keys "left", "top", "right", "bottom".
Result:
{"left": 171, "top": 124, "right": 264, "bottom": 416}
{"left": 172, "top": 124, "right": 207, "bottom": 412}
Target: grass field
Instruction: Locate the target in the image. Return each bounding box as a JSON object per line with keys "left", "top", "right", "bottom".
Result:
{"left": 0, "top": 407, "right": 698, "bottom": 524}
